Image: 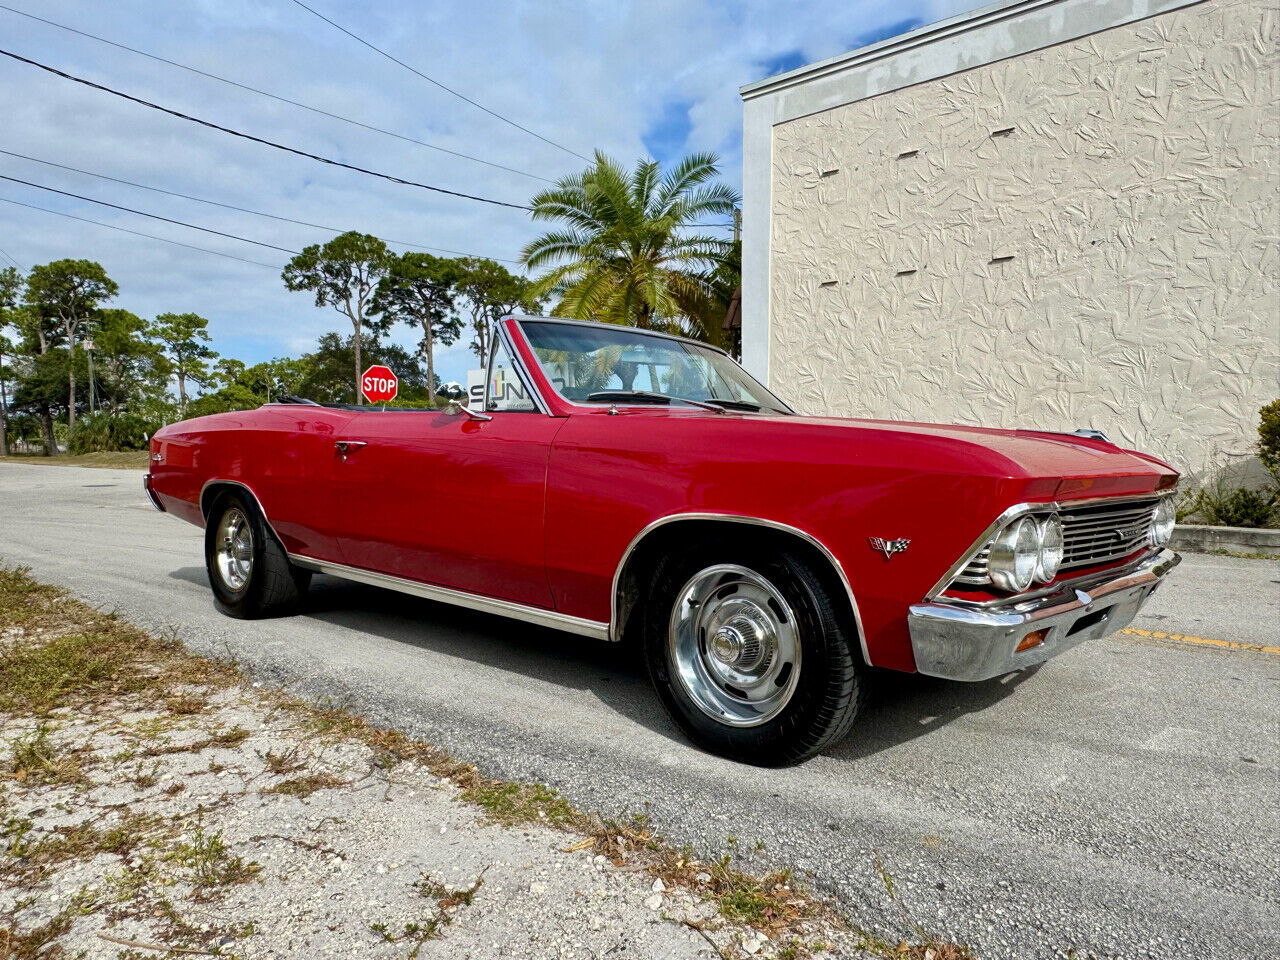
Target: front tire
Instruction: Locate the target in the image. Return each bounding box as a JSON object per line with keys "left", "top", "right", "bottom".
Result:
{"left": 205, "top": 492, "right": 310, "bottom": 618}
{"left": 643, "top": 544, "right": 866, "bottom": 766}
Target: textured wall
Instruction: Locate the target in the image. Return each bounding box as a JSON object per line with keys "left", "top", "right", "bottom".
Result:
{"left": 768, "top": 0, "right": 1278, "bottom": 476}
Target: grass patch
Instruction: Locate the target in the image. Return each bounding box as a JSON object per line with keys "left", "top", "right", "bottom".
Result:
{"left": 264, "top": 772, "right": 347, "bottom": 798}
{"left": 0, "top": 451, "right": 150, "bottom": 470}
{"left": 0, "top": 568, "right": 236, "bottom": 719}
{"left": 457, "top": 778, "right": 577, "bottom": 828}
{"left": 2, "top": 811, "right": 170, "bottom": 887}
{"left": 6, "top": 725, "right": 86, "bottom": 787}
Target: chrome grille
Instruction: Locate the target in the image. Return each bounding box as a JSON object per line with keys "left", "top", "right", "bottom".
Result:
{"left": 1058, "top": 496, "right": 1160, "bottom": 572}
{"left": 955, "top": 496, "right": 1161, "bottom": 587}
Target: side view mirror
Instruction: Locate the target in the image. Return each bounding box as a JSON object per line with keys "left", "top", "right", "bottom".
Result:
{"left": 438, "top": 382, "right": 466, "bottom": 404}
{"left": 438, "top": 382, "right": 491, "bottom": 421}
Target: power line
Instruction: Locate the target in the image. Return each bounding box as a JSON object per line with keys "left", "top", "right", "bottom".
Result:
{"left": 0, "top": 149, "right": 521, "bottom": 264}
{"left": 0, "top": 196, "right": 283, "bottom": 269}
{"left": 0, "top": 48, "right": 533, "bottom": 211}
{"left": 288, "top": 0, "right": 590, "bottom": 163}
{"left": 0, "top": 247, "right": 22, "bottom": 270}
{"left": 0, "top": 174, "right": 301, "bottom": 254}
{"left": 0, "top": 3, "right": 554, "bottom": 183}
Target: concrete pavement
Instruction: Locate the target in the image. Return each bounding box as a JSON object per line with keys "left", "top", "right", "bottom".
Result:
{"left": 2, "top": 461, "right": 1277, "bottom": 959}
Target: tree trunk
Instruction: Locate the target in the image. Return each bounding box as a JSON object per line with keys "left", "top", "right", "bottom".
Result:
{"left": 0, "top": 349, "right": 8, "bottom": 457}
{"left": 177, "top": 371, "right": 188, "bottom": 417}
{"left": 353, "top": 320, "right": 363, "bottom": 405}
{"left": 40, "top": 406, "right": 56, "bottom": 456}
{"left": 67, "top": 326, "right": 76, "bottom": 444}
{"left": 422, "top": 320, "right": 435, "bottom": 401}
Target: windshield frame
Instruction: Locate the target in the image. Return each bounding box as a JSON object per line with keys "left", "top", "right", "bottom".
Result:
{"left": 512, "top": 317, "right": 794, "bottom": 416}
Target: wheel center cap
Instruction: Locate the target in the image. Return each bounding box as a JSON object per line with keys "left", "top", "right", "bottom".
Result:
{"left": 710, "top": 626, "right": 745, "bottom": 664}
{"left": 708, "top": 611, "right": 770, "bottom": 671}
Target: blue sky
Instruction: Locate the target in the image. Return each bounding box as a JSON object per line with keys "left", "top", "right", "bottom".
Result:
{"left": 0, "top": 0, "right": 979, "bottom": 388}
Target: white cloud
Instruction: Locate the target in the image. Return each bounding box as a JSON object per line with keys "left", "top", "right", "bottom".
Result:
{"left": 0, "top": 0, "right": 980, "bottom": 384}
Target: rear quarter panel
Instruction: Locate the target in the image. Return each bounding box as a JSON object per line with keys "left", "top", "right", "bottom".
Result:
{"left": 150, "top": 406, "right": 357, "bottom": 560}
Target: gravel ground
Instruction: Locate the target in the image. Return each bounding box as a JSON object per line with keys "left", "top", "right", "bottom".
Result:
{"left": 2, "top": 463, "right": 1279, "bottom": 959}
{"left": 0, "top": 579, "right": 868, "bottom": 959}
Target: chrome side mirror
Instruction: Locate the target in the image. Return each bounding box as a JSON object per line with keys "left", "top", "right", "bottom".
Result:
{"left": 438, "top": 382, "right": 491, "bottom": 421}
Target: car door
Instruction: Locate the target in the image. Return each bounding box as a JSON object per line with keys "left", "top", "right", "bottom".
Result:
{"left": 330, "top": 338, "right": 563, "bottom": 609}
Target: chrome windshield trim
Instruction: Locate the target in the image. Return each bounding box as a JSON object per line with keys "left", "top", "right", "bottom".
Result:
{"left": 511, "top": 316, "right": 796, "bottom": 416}
{"left": 608, "top": 511, "right": 871, "bottom": 666}
{"left": 287, "top": 554, "right": 609, "bottom": 641}
{"left": 492, "top": 322, "right": 551, "bottom": 415}
{"left": 927, "top": 489, "right": 1179, "bottom": 603}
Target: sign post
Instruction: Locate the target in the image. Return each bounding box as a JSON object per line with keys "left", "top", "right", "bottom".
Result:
{"left": 360, "top": 365, "right": 398, "bottom": 405}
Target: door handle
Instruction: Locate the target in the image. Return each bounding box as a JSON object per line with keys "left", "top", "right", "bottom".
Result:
{"left": 335, "top": 440, "right": 367, "bottom": 458}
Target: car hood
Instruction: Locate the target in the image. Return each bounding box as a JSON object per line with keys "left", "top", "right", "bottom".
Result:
{"left": 783, "top": 413, "right": 1175, "bottom": 487}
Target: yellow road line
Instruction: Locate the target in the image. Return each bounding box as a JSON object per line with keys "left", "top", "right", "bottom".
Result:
{"left": 1119, "top": 626, "right": 1280, "bottom": 656}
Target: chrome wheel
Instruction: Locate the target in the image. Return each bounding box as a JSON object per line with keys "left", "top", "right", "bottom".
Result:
{"left": 668, "top": 564, "right": 801, "bottom": 727}
{"left": 215, "top": 508, "right": 254, "bottom": 592}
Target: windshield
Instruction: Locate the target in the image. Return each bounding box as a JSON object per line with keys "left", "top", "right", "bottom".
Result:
{"left": 519, "top": 321, "right": 791, "bottom": 415}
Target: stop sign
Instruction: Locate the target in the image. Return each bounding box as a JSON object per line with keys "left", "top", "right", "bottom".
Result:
{"left": 360, "top": 364, "right": 398, "bottom": 404}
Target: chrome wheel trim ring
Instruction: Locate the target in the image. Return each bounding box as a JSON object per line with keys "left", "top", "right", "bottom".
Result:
{"left": 215, "top": 507, "right": 254, "bottom": 593}
{"left": 668, "top": 564, "right": 801, "bottom": 728}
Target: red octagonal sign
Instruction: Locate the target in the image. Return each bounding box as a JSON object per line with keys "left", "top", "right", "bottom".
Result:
{"left": 360, "top": 364, "right": 398, "bottom": 404}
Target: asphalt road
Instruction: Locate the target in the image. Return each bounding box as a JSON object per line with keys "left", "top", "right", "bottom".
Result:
{"left": 3, "top": 462, "right": 1278, "bottom": 960}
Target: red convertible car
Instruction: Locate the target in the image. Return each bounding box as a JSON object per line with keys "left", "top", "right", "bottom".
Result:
{"left": 146, "top": 316, "right": 1180, "bottom": 765}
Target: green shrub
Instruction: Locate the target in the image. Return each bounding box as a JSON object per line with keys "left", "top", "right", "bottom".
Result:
{"left": 1193, "top": 484, "right": 1280, "bottom": 528}
{"left": 1259, "top": 399, "right": 1280, "bottom": 474}
{"left": 69, "top": 412, "right": 158, "bottom": 453}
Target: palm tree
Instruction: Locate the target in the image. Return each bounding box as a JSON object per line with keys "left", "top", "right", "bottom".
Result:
{"left": 521, "top": 152, "right": 739, "bottom": 335}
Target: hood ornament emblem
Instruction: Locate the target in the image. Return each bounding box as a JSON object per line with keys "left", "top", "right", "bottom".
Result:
{"left": 869, "top": 537, "right": 910, "bottom": 559}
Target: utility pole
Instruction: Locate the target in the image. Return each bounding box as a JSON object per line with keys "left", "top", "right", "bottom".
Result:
{"left": 84, "top": 337, "right": 96, "bottom": 415}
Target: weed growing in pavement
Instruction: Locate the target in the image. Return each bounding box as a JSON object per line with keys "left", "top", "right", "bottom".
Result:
{"left": 6, "top": 724, "right": 86, "bottom": 787}
{"left": 167, "top": 826, "right": 258, "bottom": 890}
{"left": 263, "top": 771, "right": 347, "bottom": 798}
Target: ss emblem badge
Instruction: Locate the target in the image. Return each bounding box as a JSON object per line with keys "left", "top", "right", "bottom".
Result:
{"left": 869, "top": 536, "right": 911, "bottom": 559}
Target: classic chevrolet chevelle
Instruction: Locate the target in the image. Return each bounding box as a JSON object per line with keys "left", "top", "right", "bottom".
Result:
{"left": 146, "top": 316, "right": 1180, "bottom": 765}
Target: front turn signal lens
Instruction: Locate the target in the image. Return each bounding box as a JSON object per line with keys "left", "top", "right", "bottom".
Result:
{"left": 1016, "top": 629, "right": 1049, "bottom": 652}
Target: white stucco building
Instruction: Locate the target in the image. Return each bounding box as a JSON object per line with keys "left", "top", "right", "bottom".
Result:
{"left": 740, "top": 0, "right": 1278, "bottom": 477}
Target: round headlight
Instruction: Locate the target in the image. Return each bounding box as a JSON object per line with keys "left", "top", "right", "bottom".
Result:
{"left": 1151, "top": 497, "right": 1176, "bottom": 547}
{"left": 988, "top": 516, "right": 1041, "bottom": 593}
{"left": 1036, "top": 514, "right": 1064, "bottom": 583}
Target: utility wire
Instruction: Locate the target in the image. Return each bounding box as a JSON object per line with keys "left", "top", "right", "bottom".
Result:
{"left": 0, "top": 246, "right": 22, "bottom": 270}
{"left": 288, "top": 0, "right": 590, "bottom": 163}
{"left": 0, "top": 174, "right": 301, "bottom": 254}
{"left": 0, "top": 3, "right": 554, "bottom": 183}
{"left": 0, "top": 196, "right": 283, "bottom": 269}
{"left": 0, "top": 149, "right": 521, "bottom": 263}
{"left": 0, "top": 49, "right": 533, "bottom": 210}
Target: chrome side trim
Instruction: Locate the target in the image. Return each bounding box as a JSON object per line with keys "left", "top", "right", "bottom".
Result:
{"left": 288, "top": 554, "right": 610, "bottom": 641}
{"left": 608, "top": 512, "right": 872, "bottom": 666}
{"left": 142, "top": 473, "right": 165, "bottom": 512}
{"left": 198, "top": 479, "right": 282, "bottom": 540}
{"left": 926, "top": 489, "right": 1178, "bottom": 602}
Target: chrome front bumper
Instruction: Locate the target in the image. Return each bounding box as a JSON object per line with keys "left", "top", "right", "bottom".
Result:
{"left": 908, "top": 549, "right": 1181, "bottom": 681}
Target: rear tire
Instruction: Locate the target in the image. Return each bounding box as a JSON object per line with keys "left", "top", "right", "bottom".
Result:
{"left": 205, "top": 491, "right": 310, "bottom": 618}
{"left": 643, "top": 542, "right": 866, "bottom": 766}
